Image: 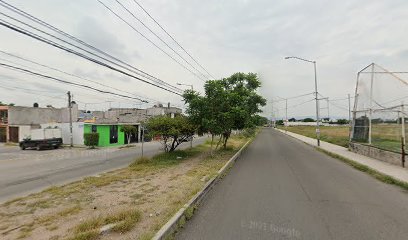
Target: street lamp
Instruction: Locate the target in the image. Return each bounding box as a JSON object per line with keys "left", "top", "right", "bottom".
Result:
{"left": 176, "top": 83, "right": 193, "bottom": 91}
{"left": 285, "top": 56, "right": 321, "bottom": 146}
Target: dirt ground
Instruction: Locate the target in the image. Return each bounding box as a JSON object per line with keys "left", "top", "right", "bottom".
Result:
{"left": 0, "top": 136, "right": 248, "bottom": 240}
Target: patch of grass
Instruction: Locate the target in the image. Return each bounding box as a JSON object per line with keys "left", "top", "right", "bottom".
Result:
{"left": 279, "top": 125, "right": 350, "bottom": 147}
{"left": 138, "top": 232, "right": 155, "bottom": 240}
{"left": 129, "top": 157, "right": 151, "bottom": 167}
{"left": 75, "top": 218, "right": 103, "bottom": 233}
{"left": 37, "top": 205, "right": 82, "bottom": 225}
{"left": 16, "top": 223, "right": 34, "bottom": 239}
{"left": 68, "top": 230, "right": 99, "bottom": 240}
{"left": 315, "top": 147, "right": 408, "bottom": 191}
{"left": 3, "top": 196, "right": 25, "bottom": 207}
{"left": 46, "top": 225, "right": 58, "bottom": 231}
{"left": 26, "top": 199, "right": 51, "bottom": 209}
{"left": 73, "top": 208, "right": 141, "bottom": 235}
{"left": 184, "top": 205, "right": 196, "bottom": 220}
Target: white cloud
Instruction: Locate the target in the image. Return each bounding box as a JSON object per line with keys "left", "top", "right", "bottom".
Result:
{"left": 0, "top": 0, "right": 407, "bottom": 117}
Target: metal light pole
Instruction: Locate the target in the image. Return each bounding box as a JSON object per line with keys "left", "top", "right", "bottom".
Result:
{"left": 285, "top": 56, "right": 321, "bottom": 146}
{"left": 177, "top": 83, "right": 194, "bottom": 148}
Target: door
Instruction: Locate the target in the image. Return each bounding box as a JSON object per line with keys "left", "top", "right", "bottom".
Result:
{"left": 0, "top": 127, "right": 6, "bottom": 142}
{"left": 9, "top": 126, "right": 19, "bottom": 143}
{"left": 109, "top": 125, "right": 118, "bottom": 144}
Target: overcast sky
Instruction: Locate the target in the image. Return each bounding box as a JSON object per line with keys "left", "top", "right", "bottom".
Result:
{"left": 1, "top": 0, "right": 408, "bottom": 119}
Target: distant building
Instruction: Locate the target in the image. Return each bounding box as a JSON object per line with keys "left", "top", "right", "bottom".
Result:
{"left": 0, "top": 102, "right": 181, "bottom": 146}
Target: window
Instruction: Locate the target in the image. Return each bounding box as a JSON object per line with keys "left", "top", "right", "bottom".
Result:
{"left": 91, "top": 125, "right": 97, "bottom": 133}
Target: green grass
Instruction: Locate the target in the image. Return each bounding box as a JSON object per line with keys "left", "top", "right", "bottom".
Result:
{"left": 279, "top": 125, "right": 350, "bottom": 147}
{"left": 315, "top": 147, "right": 408, "bottom": 191}
{"left": 73, "top": 208, "right": 141, "bottom": 234}
{"left": 129, "top": 145, "right": 206, "bottom": 171}
{"left": 280, "top": 125, "right": 406, "bottom": 153}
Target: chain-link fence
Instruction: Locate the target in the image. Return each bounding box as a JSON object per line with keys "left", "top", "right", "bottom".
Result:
{"left": 351, "top": 63, "right": 407, "bottom": 154}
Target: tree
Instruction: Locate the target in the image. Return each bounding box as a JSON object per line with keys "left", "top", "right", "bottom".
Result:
{"left": 303, "top": 118, "right": 315, "bottom": 122}
{"left": 121, "top": 125, "right": 137, "bottom": 144}
{"left": 84, "top": 133, "right": 99, "bottom": 149}
{"left": 276, "top": 120, "right": 284, "bottom": 125}
{"left": 183, "top": 72, "right": 266, "bottom": 151}
{"left": 289, "top": 118, "right": 296, "bottom": 122}
{"left": 146, "top": 115, "right": 195, "bottom": 152}
{"left": 253, "top": 115, "right": 268, "bottom": 126}
{"left": 337, "top": 119, "right": 349, "bottom": 125}
{"left": 0, "top": 101, "right": 14, "bottom": 106}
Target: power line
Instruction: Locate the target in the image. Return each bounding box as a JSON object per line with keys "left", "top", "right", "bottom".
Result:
{"left": 0, "top": 62, "right": 149, "bottom": 102}
{"left": 0, "top": 17, "right": 182, "bottom": 96}
{"left": 97, "top": 0, "right": 206, "bottom": 82}
{"left": 271, "top": 92, "right": 314, "bottom": 102}
{"left": 132, "top": 0, "right": 215, "bottom": 80}
{"left": 0, "top": 0, "right": 183, "bottom": 94}
{"left": 113, "top": 0, "right": 208, "bottom": 80}
{"left": 0, "top": 49, "right": 159, "bottom": 103}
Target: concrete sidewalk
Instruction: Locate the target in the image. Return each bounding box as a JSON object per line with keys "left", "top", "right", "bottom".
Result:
{"left": 276, "top": 129, "right": 408, "bottom": 184}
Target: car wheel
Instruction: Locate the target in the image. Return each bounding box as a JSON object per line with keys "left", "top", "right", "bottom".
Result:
{"left": 36, "top": 145, "right": 41, "bottom": 151}
{"left": 20, "top": 145, "right": 26, "bottom": 150}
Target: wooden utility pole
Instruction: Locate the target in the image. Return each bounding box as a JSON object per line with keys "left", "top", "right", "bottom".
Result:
{"left": 67, "top": 91, "right": 73, "bottom": 147}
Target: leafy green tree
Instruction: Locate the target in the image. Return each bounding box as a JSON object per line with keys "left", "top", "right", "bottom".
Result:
{"left": 0, "top": 101, "right": 14, "bottom": 106}
{"left": 84, "top": 133, "right": 99, "bottom": 149}
{"left": 121, "top": 125, "right": 138, "bottom": 144}
{"left": 303, "top": 118, "right": 315, "bottom": 122}
{"left": 146, "top": 115, "right": 195, "bottom": 152}
{"left": 337, "top": 119, "right": 349, "bottom": 125}
{"left": 184, "top": 72, "right": 266, "bottom": 151}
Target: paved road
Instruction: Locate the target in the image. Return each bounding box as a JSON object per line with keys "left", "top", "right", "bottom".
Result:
{"left": 177, "top": 128, "right": 408, "bottom": 240}
{"left": 0, "top": 137, "right": 207, "bottom": 203}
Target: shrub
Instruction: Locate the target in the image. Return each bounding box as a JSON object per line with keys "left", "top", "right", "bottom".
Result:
{"left": 84, "top": 133, "right": 99, "bottom": 148}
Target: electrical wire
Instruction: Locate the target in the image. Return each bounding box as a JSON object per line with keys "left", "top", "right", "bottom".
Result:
{"left": 0, "top": 50, "right": 159, "bottom": 103}
{"left": 113, "top": 0, "right": 208, "bottom": 80}
{"left": 132, "top": 0, "right": 215, "bottom": 79}
{"left": 0, "top": 62, "right": 149, "bottom": 102}
{"left": 97, "top": 0, "right": 206, "bottom": 82}
{"left": 0, "top": 0, "right": 183, "bottom": 94}
{"left": 0, "top": 18, "right": 182, "bottom": 96}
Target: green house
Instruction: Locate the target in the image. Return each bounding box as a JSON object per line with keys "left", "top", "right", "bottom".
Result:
{"left": 84, "top": 123, "right": 139, "bottom": 147}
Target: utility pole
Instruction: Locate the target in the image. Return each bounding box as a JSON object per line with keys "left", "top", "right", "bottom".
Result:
{"left": 348, "top": 94, "right": 351, "bottom": 123}
{"left": 285, "top": 98, "right": 288, "bottom": 133}
{"left": 348, "top": 93, "right": 352, "bottom": 139}
{"left": 67, "top": 91, "right": 73, "bottom": 147}
{"left": 402, "top": 102, "right": 406, "bottom": 167}
{"left": 142, "top": 108, "right": 147, "bottom": 157}
{"left": 285, "top": 56, "right": 320, "bottom": 146}
{"left": 314, "top": 61, "right": 321, "bottom": 146}
{"left": 326, "top": 98, "right": 330, "bottom": 121}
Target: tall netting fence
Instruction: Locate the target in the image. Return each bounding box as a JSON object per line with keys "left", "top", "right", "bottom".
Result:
{"left": 351, "top": 63, "right": 408, "bottom": 153}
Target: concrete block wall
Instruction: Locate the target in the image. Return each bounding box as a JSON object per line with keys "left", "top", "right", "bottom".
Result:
{"left": 349, "top": 142, "right": 403, "bottom": 166}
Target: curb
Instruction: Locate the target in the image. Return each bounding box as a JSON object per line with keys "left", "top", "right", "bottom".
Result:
{"left": 152, "top": 139, "right": 252, "bottom": 240}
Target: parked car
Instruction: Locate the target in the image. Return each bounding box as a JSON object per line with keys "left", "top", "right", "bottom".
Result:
{"left": 19, "top": 128, "right": 63, "bottom": 150}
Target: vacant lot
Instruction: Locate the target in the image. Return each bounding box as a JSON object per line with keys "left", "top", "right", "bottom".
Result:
{"left": 279, "top": 124, "right": 405, "bottom": 152}
{"left": 0, "top": 135, "right": 250, "bottom": 240}
{"left": 278, "top": 125, "right": 350, "bottom": 147}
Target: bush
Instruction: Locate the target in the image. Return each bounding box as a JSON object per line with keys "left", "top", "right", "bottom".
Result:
{"left": 242, "top": 128, "right": 256, "bottom": 138}
{"left": 84, "top": 133, "right": 99, "bottom": 148}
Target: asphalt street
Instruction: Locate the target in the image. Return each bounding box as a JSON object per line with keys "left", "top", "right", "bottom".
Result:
{"left": 177, "top": 128, "right": 408, "bottom": 240}
{"left": 0, "top": 137, "right": 207, "bottom": 203}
